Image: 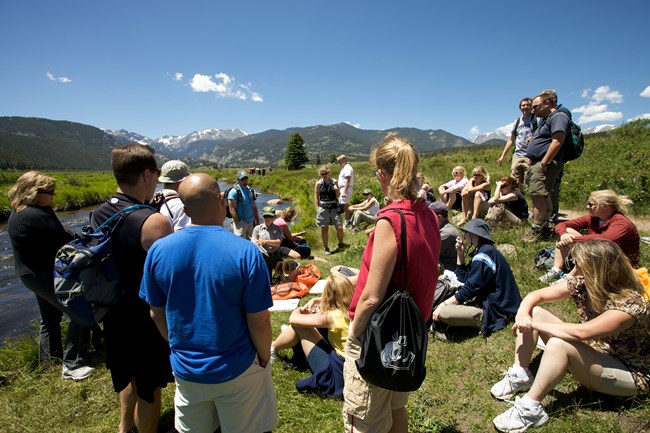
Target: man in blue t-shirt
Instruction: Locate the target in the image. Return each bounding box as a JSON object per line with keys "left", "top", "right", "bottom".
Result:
{"left": 228, "top": 170, "right": 259, "bottom": 240}
{"left": 524, "top": 90, "right": 570, "bottom": 242}
{"left": 140, "top": 173, "right": 278, "bottom": 433}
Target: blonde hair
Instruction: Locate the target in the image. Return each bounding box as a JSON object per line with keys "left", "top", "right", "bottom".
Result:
{"left": 369, "top": 135, "right": 419, "bottom": 201}
{"left": 280, "top": 207, "right": 296, "bottom": 222}
{"left": 452, "top": 166, "right": 466, "bottom": 177}
{"left": 471, "top": 166, "right": 490, "bottom": 185}
{"left": 320, "top": 273, "right": 354, "bottom": 316}
{"left": 589, "top": 190, "right": 632, "bottom": 214}
{"left": 8, "top": 171, "right": 56, "bottom": 212}
{"left": 570, "top": 240, "right": 643, "bottom": 313}
{"left": 318, "top": 165, "right": 330, "bottom": 176}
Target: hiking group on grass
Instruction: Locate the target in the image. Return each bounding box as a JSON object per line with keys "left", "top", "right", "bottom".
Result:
{"left": 6, "top": 88, "right": 648, "bottom": 433}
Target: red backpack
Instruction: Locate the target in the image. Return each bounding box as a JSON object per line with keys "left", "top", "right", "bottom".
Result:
{"left": 295, "top": 264, "right": 321, "bottom": 288}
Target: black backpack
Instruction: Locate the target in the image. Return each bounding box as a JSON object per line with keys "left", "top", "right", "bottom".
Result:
{"left": 53, "top": 204, "right": 154, "bottom": 327}
{"left": 224, "top": 185, "right": 243, "bottom": 219}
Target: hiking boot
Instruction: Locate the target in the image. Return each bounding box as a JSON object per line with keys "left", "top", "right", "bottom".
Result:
{"left": 538, "top": 268, "right": 564, "bottom": 284}
{"left": 523, "top": 227, "right": 542, "bottom": 243}
{"left": 62, "top": 365, "right": 95, "bottom": 382}
{"left": 490, "top": 367, "right": 534, "bottom": 401}
{"left": 338, "top": 243, "right": 350, "bottom": 249}
{"left": 539, "top": 225, "right": 556, "bottom": 241}
{"left": 493, "top": 397, "right": 549, "bottom": 432}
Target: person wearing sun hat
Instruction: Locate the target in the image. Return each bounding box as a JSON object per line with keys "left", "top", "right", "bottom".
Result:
{"left": 252, "top": 205, "right": 301, "bottom": 276}
{"left": 431, "top": 218, "right": 522, "bottom": 336}
{"left": 157, "top": 160, "right": 191, "bottom": 231}
{"left": 348, "top": 188, "right": 380, "bottom": 231}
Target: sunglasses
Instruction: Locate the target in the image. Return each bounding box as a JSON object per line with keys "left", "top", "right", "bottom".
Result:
{"left": 38, "top": 189, "right": 55, "bottom": 195}
{"left": 240, "top": 176, "right": 249, "bottom": 180}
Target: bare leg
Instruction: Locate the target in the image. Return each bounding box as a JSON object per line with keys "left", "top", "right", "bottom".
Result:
{"left": 272, "top": 325, "right": 300, "bottom": 351}
{"left": 553, "top": 246, "right": 566, "bottom": 271}
{"left": 118, "top": 382, "right": 137, "bottom": 433}
{"left": 458, "top": 194, "right": 470, "bottom": 224}
{"left": 134, "top": 387, "right": 161, "bottom": 433}
{"left": 472, "top": 191, "right": 483, "bottom": 219}
{"left": 336, "top": 224, "right": 344, "bottom": 244}
{"left": 294, "top": 326, "right": 324, "bottom": 357}
{"left": 343, "top": 203, "right": 351, "bottom": 223}
{"left": 321, "top": 226, "right": 329, "bottom": 250}
{"left": 387, "top": 407, "right": 408, "bottom": 433}
{"left": 531, "top": 195, "right": 547, "bottom": 226}
{"left": 514, "top": 307, "right": 563, "bottom": 369}
{"left": 446, "top": 192, "right": 456, "bottom": 209}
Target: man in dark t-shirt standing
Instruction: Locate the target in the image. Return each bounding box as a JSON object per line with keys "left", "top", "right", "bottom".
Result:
{"left": 524, "top": 90, "right": 570, "bottom": 242}
{"left": 92, "top": 144, "right": 173, "bottom": 433}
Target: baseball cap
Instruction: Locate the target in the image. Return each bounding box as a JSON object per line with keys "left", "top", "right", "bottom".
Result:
{"left": 158, "top": 160, "right": 190, "bottom": 183}
{"left": 262, "top": 206, "right": 276, "bottom": 217}
{"left": 363, "top": 188, "right": 372, "bottom": 195}
{"left": 237, "top": 170, "right": 248, "bottom": 180}
{"left": 428, "top": 201, "right": 449, "bottom": 216}
{"left": 337, "top": 154, "right": 346, "bottom": 161}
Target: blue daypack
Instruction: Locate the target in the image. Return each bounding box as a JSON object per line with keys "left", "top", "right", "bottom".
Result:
{"left": 53, "top": 204, "right": 153, "bottom": 327}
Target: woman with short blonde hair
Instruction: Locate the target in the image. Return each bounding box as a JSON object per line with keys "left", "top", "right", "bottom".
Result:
{"left": 8, "top": 171, "right": 56, "bottom": 211}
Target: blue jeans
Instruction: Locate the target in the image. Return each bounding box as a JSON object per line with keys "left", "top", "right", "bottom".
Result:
{"left": 21, "top": 273, "right": 92, "bottom": 369}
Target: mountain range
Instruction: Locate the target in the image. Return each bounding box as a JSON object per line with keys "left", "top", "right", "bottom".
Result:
{"left": 0, "top": 116, "right": 616, "bottom": 170}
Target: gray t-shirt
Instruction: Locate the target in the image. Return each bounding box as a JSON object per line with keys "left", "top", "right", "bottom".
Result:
{"left": 439, "top": 220, "right": 459, "bottom": 271}
{"left": 526, "top": 111, "right": 570, "bottom": 163}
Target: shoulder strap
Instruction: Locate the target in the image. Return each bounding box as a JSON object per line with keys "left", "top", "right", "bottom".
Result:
{"left": 382, "top": 209, "right": 407, "bottom": 292}
{"left": 93, "top": 204, "right": 154, "bottom": 235}
{"left": 513, "top": 117, "right": 520, "bottom": 133}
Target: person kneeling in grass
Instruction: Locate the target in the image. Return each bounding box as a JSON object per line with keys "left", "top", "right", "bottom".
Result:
{"left": 270, "top": 273, "right": 353, "bottom": 398}
{"left": 491, "top": 239, "right": 649, "bottom": 432}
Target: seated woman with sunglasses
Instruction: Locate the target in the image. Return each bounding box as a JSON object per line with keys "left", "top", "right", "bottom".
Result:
{"left": 457, "top": 166, "right": 491, "bottom": 226}
{"left": 539, "top": 190, "right": 640, "bottom": 284}
{"left": 491, "top": 239, "right": 649, "bottom": 432}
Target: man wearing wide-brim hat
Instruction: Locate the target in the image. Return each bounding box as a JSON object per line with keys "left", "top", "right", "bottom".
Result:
{"left": 430, "top": 219, "right": 522, "bottom": 337}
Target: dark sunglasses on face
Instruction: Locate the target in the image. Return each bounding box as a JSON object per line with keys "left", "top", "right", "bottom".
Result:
{"left": 38, "top": 189, "right": 55, "bottom": 195}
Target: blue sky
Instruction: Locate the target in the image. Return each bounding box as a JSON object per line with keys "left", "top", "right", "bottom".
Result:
{"left": 1, "top": 0, "right": 649, "bottom": 140}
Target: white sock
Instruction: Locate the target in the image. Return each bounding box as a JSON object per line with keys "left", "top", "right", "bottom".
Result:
{"left": 520, "top": 394, "right": 541, "bottom": 409}
{"left": 551, "top": 267, "right": 563, "bottom": 274}
{"left": 511, "top": 364, "right": 531, "bottom": 378}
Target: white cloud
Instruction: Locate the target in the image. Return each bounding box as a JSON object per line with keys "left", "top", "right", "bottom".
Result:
{"left": 173, "top": 72, "right": 183, "bottom": 81}
{"left": 188, "top": 72, "right": 262, "bottom": 102}
{"left": 591, "top": 85, "right": 623, "bottom": 103}
{"left": 575, "top": 84, "right": 623, "bottom": 124}
{"left": 469, "top": 125, "right": 480, "bottom": 135}
{"left": 640, "top": 86, "right": 650, "bottom": 98}
{"left": 46, "top": 72, "right": 71, "bottom": 83}
{"left": 628, "top": 113, "right": 650, "bottom": 121}
{"left": 573, "top": 103, "right": 623, "bottom": 123}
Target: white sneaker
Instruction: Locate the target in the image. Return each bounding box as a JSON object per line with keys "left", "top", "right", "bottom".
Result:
{"left": 538, "top": 268, "right": 564, "bottom": 284}
{"left": 280, "top": 324, "right": 289, "bottom": 332}
{"left": 269, "top": 348, "right": 277, "bottom": 366}
{"left": 493, "top": 396, "right": 549, "bottom": 432}
{"left": 490, "top": 367, "right": 534, "bottom": 400}
{"left": 62, "top": 365, "right": 95, "bottom": 381}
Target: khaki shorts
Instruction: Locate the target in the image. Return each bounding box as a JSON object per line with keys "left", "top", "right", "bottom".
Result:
{"left": 510, "top": 155, "right": 529, "bottom": 186}
{"left": 231, "top": 220, "right": 255, "bottom": 240}
{"left": 316, "top": 206, "right": 343, "bottom": 227}
{"left": 174, "top": 358, "right": 278, "bottom": 433}
{"left": 438, "top": 304, "right": 483, "bottom": 329}
{"left": 342, "top": 333, "right": 410, "bottom": 433}
{"left": 528, "top": 160, "right": 564, "bottom": 197}
{"left": 594, "top": 353, "right": 638, "bottom": 397}
{"left": 485, "top": 205, "right": 524, "bottom": 224}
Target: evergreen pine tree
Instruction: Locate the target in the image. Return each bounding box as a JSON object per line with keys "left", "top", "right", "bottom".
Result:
{"left": 285, "top": 133, "right": 309, "bottom": 170}
{"left": 316, "top": 153, "right": 321, "bottom": 165}
{"left": 329, "top": 153, "right": 337, "bottom": 164}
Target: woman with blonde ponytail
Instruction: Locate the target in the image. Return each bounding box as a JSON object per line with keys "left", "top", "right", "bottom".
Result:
{"left": 342, "top": 135, "right": 440, "bottom": 433}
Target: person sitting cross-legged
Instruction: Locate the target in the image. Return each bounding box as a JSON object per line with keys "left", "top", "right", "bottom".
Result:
{"left": 252, "top": 206, "right": 301, "bottom": 276}
{"left": 491, "top": 239, "right": 650, "bottom": 432}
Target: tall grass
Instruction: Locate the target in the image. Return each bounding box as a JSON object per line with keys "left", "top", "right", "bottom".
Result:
{"left": 0, "top": 121, "right": 648, "bottom": 432}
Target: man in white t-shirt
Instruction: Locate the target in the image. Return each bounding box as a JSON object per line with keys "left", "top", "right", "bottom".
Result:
{"left": 337, "top": 154, "right": 354, "bottom": 227}
{"left": 349, "top": 188, "right": 380, "bottom": 232}
{"left": 157, "top": 160, "right": 191, "bottom": 231}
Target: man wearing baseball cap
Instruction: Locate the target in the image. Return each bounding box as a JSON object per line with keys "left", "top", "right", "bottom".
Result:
{"left": 348, "top": 188, "right": 380, "bottom": 232}
{"left": 228, "top": 170, "right": 259, "bottom": 239}
{"left": 157, "top": 160, "right": 191, "bottom": 231}
{"left": 252, "top": 205, "right": 301, "bottom": 276}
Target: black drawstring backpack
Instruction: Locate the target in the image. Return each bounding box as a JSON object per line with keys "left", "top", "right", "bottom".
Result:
{"left": 355, "top": 209, "right": 428, "bottom": 392}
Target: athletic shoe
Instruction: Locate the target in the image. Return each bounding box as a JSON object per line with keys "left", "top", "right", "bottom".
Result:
{"left": 493, "top": 397, "right": 549, "bottom": 432}
{"left": 324, "top": 248, "right": 331, "bottom": 255}
{"left": 62, "top": 365, "right": 95, "bottom": 381}
{"left": 269, "top": 348, "right": 277, "bottom": 366}
{"left": 523, "top": 227, "right": 542, "bottom": 243}
{"left": 338, "top": 243, "right": 350, "bottom": 249}
{"left": 538, "top": 269, "right": 564, "bottom": 284}
{"left": 280, "top": 324, "right": 289, "bottom": 332}
{"left": 490, "top": 367, "right": 534, "bottom": 401}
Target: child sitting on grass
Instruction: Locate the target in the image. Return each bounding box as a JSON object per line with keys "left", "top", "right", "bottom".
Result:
{"left": 270, "top": 273, "right": 353, "bottom": 398}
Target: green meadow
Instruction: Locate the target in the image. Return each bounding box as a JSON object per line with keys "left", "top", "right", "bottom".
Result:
{"left": 0, "top": 120, "right": 648, "bottom": 432}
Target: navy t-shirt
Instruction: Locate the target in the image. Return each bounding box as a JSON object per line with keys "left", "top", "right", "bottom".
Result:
{"left": 526, "top": 111, "right": 570, "bottom": 163}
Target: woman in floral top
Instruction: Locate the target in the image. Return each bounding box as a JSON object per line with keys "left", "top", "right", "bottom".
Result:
{"left": 490, "top": 239, "right": 649, "bottom": 432}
